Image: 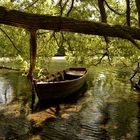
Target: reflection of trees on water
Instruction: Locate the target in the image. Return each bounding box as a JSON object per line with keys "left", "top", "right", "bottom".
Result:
{"left": 0, "top": 67, "right": 139, "bottom": 139}
{"left": 0, "top": 77, "right": 13, "bottom": 104}
{"left": 0, "top": 72, "right": 32, "bottom": 139}
{"left": 107, "top": 99, "right": 138, "bottom": 139}
{"left": 0, "top": 71, "right": 32, "bottom": 115}
{"left": 92, "top": 70, "right": 139, "bottom": 139}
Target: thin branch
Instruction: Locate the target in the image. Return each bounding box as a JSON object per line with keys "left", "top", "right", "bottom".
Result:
{"left": 59, "top": 0, "right": 69, "bottom": 16}
{"left": 94, "top": 52, "right": 108, "bottom": 66}
{"left": 0, "top": 28, "right": 21, "bottom": 53}
{"left": 59, "top": 32, "right": 64, "bottom": 47}
{"left": 59, "top": 0, "right": 63, "bottom": 16}
{"left": 94, "top": 5, "right": 100, "bottom": 13}
{"left": 63, "top": 0, "right": 70, "bottom": 15}
{"left": 105, "top": 46, "right": 112, "bottom": 65}
{"left": 130, "top": 60, "right": 140, "bottom": 80}
{"left": 38, "top": 31, "right": 55, "bottom": 52}
{"left": 115, "top": 25, "right": 140, "bottom": 49}
{"left": 66, "top": 0, "right": 74, "bottom": 17}
{"left": 61, "top": 32, "right": 73, "bottom": 51}
{"left": 126, "top": 34, "right": 140, "bottom": 49}
{"left": 53, "top": 33, "right": 60, "bottom": 47}
{"left": 93, "top": 44, "right": 112, "bottom": 66}
{"left": 104, "top": 0, "right": 125, "bottom": 15}
{"left": 24, "top": 0, "right": 39, "bottom": 10}
{"left": 46, "top": 31, "right": 56, "bottom": 45}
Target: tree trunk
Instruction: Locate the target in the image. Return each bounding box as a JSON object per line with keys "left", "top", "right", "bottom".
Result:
{"left": 98, "top": 0, "right": 107, "bottom": 23}
{"left": 98, "top": 0, "right": 108, "bottom": 43}
{"left": 27, "top": 30, "right": 37, "bottom": 78}
{"left": 126, "top": 0, "right": 131, "bottom": 26}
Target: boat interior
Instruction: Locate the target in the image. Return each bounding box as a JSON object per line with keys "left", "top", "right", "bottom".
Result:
{"left": 36, "top": 68, "right": 87, "bottom": 82}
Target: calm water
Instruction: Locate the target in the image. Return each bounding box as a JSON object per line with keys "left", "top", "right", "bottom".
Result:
{"left": 0, "top": 59, "right": 140, "bottom": 140}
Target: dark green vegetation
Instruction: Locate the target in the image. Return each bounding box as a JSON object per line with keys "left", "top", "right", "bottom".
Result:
{"left": 0, "top": 0, "right": 140, "bottom": 74}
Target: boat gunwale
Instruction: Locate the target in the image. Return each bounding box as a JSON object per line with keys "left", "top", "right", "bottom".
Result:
{"left": 34, "top": 69, "right": 88, "bottom": 85}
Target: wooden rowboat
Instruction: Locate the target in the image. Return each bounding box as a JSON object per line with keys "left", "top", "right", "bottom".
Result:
{"left": 33, "top": 68, "right": 88, "bottom": 101}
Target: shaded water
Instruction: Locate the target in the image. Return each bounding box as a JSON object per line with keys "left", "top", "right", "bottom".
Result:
{"left": 0, "top": 60, "right": 140, "bottom": 140}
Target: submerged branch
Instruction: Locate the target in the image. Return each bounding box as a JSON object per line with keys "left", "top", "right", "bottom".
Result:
{"left": 0, "top": 66, "right": 20, "bottom": 71}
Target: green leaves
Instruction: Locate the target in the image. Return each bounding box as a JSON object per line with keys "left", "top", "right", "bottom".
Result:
{"left": 0, "top": 0, "right": 139, "bottom": 69}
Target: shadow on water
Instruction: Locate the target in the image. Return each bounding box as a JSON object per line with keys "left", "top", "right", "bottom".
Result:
{"left": 0, "top": 77, "right": 13, "bottom": 104}
{"left": 0, "top": 64, "right": 140, "bottom": 140}
{"left": 0, "top": 105, "right": 31, "bottom": 139}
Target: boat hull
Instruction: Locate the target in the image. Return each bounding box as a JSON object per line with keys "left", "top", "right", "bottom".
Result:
{"left": 34, "top": 68, "right": 88, "bottom": 101}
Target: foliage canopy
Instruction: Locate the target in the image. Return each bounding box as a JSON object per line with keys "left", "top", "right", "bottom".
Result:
{"left": 0, "top": 0, "right": 140, "bottom": 69}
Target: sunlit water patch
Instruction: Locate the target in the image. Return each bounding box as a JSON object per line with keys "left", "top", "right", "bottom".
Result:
{"left": 0, "top": 77, "right": 13, "bottom": 104}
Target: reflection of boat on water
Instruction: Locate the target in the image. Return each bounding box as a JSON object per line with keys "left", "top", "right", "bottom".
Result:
{"left": 33, "top": 68, "right": 88, "bottom": 102}
{"left": 0, "top": 77, "right": 13, "bottom": 104}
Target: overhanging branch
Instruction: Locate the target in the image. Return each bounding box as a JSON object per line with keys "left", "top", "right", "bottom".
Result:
{"left": 0, "top": 6, "right": 140, "bottom": 49}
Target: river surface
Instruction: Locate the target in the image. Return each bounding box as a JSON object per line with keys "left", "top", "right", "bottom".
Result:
{"left": 0, "top": 60, "right": 140, "bottom": 140}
